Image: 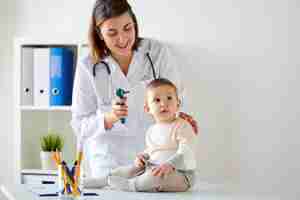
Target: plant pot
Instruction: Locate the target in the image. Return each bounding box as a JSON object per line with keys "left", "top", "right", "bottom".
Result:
{"left": 40, "top": 151, "right": 60, "bottom": 170}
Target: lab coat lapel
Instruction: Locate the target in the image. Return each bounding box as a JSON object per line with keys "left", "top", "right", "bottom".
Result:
{"left": 127, "top": 51, "right": 151, "bottom": 86}
{"left": 108, "top": 56, "right": 130, "bottom": 92}
{"left": 126, "top": 51, "right": 138, "bottom": 81}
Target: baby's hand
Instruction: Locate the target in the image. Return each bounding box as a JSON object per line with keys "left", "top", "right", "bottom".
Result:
{"left": 152, "top": 163, "right": 175, "bottom": 178}
{"left": 134, "top": 153, "right": 149, "bottom": 168}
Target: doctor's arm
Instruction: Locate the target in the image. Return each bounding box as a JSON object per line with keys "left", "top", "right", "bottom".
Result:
{"left": 70, "top": 62, "right": 110, "bottom": 146}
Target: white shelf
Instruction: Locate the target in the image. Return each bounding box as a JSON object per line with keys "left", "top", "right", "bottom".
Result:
{"left": 13, "top": 38, "right": 84, "bottom": 184}
{"left": 21, "top": 169, "right": 58, "bottom": 176}
{"left": 14, "top": 37, "right": 82, "bottom": 46}
{"left": 20, "top": 106, "right": 71, "bottom": 111}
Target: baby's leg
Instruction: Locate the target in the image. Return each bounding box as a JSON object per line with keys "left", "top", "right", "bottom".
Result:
{"left": 133, "top": 169, "right": 161, "bottom": 192}
{"left": 134, "top": 169, "right": 189, "bottom": 192}
{"left": 108, "top": 169, "right": 189, "bottom": 192}
{"left": 156, "top": 171, "right": 189, "bottom": 192}
{"left": 108, "top": 168, "right": 160, "bottom": 192}
{"left": 110, "top": 165, "right": 145, "bottom": 178}
{"left": 84, "top": 165, "right": 144, "bottom": 189}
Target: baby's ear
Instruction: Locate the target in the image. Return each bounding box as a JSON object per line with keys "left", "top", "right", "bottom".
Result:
{"left": 144, "top": 103, "right": 150, "bottom": 113}
{"left": 177, "top": 99, "right": 181, "bottom": 108}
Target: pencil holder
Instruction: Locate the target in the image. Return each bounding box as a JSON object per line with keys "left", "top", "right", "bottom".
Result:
{"left": 58, "top": 162, "right": 83, "bottom": 198}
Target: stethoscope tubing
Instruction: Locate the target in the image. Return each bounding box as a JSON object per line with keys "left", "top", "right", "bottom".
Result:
{"left": 92, "top": 53, "right": 157, "bottom": 105}
{"left": 92, "top": 53, "right": 156, "bottom": 78}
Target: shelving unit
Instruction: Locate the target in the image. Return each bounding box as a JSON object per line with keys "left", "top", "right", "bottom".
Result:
{"left": 19, "top": 105, "right": 71, "bottom": 111}
{"left": 13, "top": 38, "right": 88, "bottom": 184}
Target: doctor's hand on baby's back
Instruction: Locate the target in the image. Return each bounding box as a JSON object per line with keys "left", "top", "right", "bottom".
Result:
{"left": 179, "top": 112, "right": 199, "bottom": 134}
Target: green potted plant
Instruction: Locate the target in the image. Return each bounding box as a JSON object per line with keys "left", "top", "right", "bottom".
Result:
{"left": 40, "top": 130, "right": 64, "bottom": 170}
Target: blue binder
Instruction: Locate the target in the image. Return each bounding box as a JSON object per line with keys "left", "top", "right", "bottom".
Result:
{"left": 50, "top": 47, "right": 74, "bottom": 106}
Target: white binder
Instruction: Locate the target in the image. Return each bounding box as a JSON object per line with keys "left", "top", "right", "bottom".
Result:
{"left": 21, "top": 47, "right": 34, "bottom": 105}
{"left": 33, "top": 48, "right": 50, "bottom": 107}
{"left": 79, "top": 44, "right": 89, "bottom": 58}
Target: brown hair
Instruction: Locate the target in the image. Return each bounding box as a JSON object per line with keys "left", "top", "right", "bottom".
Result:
{"left": 146, "top": 78, "right": 178, "bottom": 97}
{"left": 88, "top": 0, "right": 141, "bottom": 64}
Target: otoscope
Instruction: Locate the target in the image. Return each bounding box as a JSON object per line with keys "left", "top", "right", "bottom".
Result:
{"left": 116, "top": 88, "right": 130, "bottom": 124}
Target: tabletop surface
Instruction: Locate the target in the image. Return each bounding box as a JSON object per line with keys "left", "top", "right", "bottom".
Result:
{"left": 1, "top": 182, "right": 282, "bottom": 200}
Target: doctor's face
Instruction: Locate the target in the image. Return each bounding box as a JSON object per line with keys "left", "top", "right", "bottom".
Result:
{"left": 146, "top": 85, "right": 179, "bottom": 123}
{"left": 98, "top": 12, "right": 136, "bottom": 58}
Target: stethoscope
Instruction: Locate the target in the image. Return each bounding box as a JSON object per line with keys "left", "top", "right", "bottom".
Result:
{"left": 92, "top": 52, "right": 157, "bottom": 105}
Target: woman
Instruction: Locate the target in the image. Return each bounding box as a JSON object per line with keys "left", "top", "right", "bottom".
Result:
{"left": 71, "top": 0, "right": 197, "bottom": 179}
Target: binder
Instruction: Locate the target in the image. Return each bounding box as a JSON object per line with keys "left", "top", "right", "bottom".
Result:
{"left": 21, "top": 47, "right": 34, "bottom": 105}
{"left": 79, "top": 44, "right": 89, "bottom": 58}
{"left": 33, "top": 48, "right": 50, "bottom": 107}
{"left": 50, "top": 47, "right": 74, "bottom": 106}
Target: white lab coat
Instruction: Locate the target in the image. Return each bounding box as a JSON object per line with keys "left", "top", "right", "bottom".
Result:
{"left": 71, "top": 38, "right": 186, "bottom": 178}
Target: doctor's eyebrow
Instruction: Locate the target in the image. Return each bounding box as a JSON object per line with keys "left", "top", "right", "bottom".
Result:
{"left": 124, "top": 22, "right": 134, "bottom": 29}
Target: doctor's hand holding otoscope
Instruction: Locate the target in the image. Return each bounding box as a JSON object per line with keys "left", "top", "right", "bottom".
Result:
{"left": 104, "top": 88, "right": 130, "bottom": 129}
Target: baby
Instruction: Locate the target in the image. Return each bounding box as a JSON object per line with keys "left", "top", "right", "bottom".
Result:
{"left": 84, "top": 78, "right": 197, "bottom": 192}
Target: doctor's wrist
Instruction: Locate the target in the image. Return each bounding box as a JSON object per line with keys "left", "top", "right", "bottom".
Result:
{"left": 104, "top": 112, "right": 118, "bottom": 130}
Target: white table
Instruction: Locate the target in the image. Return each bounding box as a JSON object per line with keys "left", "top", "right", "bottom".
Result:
{"left": 1, "top": 183, "right": 282, "bottom": 200}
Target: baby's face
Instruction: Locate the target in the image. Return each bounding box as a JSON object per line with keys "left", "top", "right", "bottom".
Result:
{"left": 146, "top": 85, "right": 179, "bottom": 123}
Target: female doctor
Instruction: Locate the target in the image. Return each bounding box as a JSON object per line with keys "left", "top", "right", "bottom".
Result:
{"left": 71, "top": 0, "right": 198, "bottom": 179}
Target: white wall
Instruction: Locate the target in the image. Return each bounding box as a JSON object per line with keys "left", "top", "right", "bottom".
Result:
{"left": 0, "top": 0, "right": 16, "bottom": 186}
{"left": 131, "top": 1, "right": 300, "bottom": 197}
{"left": 1, "top": 0, "right": 299, "bottom": 198}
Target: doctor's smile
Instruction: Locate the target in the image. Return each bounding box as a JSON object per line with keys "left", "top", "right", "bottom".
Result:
{"left": 97, "top": 12, "right": 136, "bottom": 58}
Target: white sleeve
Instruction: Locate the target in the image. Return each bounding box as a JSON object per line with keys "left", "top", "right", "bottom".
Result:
{"left": 70, "top": 59, "right": 106, "bottom": 150}
{"left": 143, "top": 126, "right": 153, "bottom": 155}
{"left": 166, "top": 122, "right": 197, "bottom": 170}
{"left": 152, "top": 43, "right": 188, "bottom": 113}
